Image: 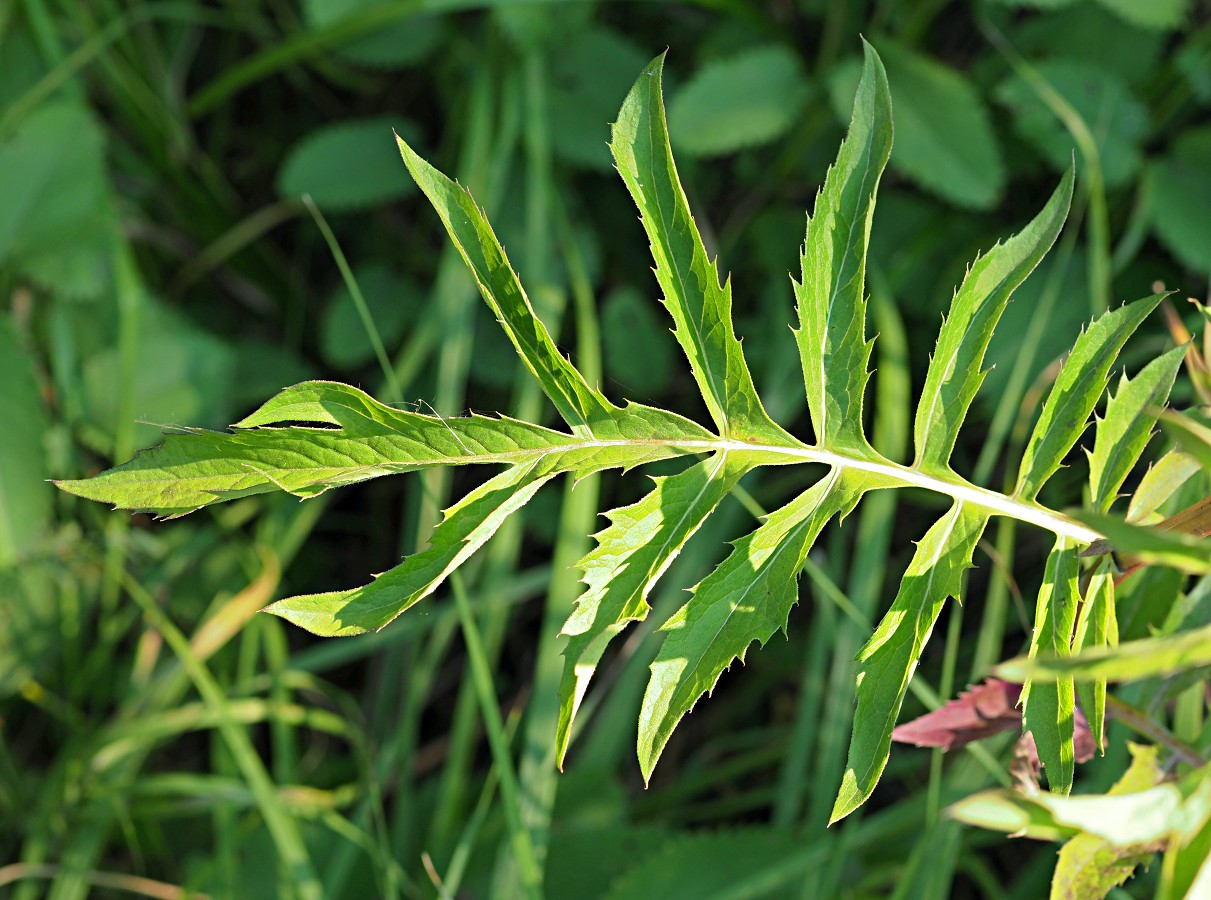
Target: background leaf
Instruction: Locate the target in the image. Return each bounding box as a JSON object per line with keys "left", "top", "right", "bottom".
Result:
{"left": 667, "top": 45, "right": 812, "bottom": 158}
{"left": 1149, "top": 127, "right": 1211, "bottom": 275}
{"left": 278, "top": 117, "right": 418, "bottom": 210}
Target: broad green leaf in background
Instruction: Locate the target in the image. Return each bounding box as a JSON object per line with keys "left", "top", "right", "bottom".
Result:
{"left": 996, "top": 61, "right": 1148, "bottom": 189}
{"left": 828, "top": 41, "right": 1004, "bottom": 209}
{"left": 1149, "top": 127, "right": 1211, "bottom": 275}
{"left": 601, "top": 286, "right": 676, "bottom": 395}
{"left": 667, "top": 45, "right": 812, "bottom": 158}
{"left": 1092, "top": 0, "right": 1191, "bottom": 31}
{"left": 301, "top": 0, "right": 443, "bottom": 68}
{"left": 81, "top": 297, "right": 237, "bottom": 454}
{"left": 278, "top": 117, "right": 418, "bottom": 210}
{"left": 0, "top": 319, "right": 51, "bottom": 568}
{"left": 319, "top": 262, "right": 416, "bottom": 368}
{"left": 549, "top": 27, "right": 649, "bottom": 170}
{"left": 0, "top": 101, "right": 112, "bottom": 299}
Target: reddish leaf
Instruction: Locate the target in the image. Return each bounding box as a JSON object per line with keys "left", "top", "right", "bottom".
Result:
{"left": 892, "top": 678, "right": 1095, "bottom": 765}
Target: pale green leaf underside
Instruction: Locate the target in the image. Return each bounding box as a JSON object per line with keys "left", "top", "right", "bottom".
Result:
{"left": 55, "top": 380, "right": 714, "bottom": 518}
{"left": 952, "top": 745, "right": 1178, "bottom": 852}
{"left": 1000, "top": 619, "right": 1211, "bottom": 684}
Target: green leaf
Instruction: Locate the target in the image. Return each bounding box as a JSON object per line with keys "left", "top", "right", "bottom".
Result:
{"left": 397, "top": 134, "right": 616, "bottom": 434}
{"left": 875, "top": 40, "right": 1005, "bottom": 210}
{"left": 1022, "top": 540, "right": 1080, "bottom": 794}
{"left": 556, "top": 451, "right": 752, "bottom": 766}
{"left": 1149, "top": 127, "right": 1211, "bottom": 276}
{"left": 601, "top": 286, "right": 676, "bottom": 396}
{"left": 1159, "top": 409, "right": 1211, "bottom": 475}
{"left": 278, "top": 117, "right": 417, "bottom": 210}
{"left": 0, "top": 102, "right": 109, "bottom": 267}
{"left": 1074, "top": 512, "right": 1211, "bottom": 575}
{"left": 302, "top": 0, "right": 442, "bottom": 68}
{"left": 1092, "top": 0, "right": 1190, "bottom": 30}
{"left": 55, "top": 381, "right": 713, "bottom": 517}
{"left": 951, "top": 751, "right": 1200, "bottom": 852}
{"left": 548, "top": 27, "right": 648, "bottom": 170}
{"left": 1087, "top": 345, "right": 1186, "bottom": 512}
{"left": 1071, "top": 560, "right": 1117, "bottom": 752}
{"left": 1015, "top": 292, "right": 1166, "bottom": 501}
{"left": 795, "top": 41, "right": 892, "bottom": 455}
{"left": 264, "top": 463, "right": 553, "bottom": 636}
{"left": 667, "top": 45, "right": 812, "bottom": 158}
{"left": 0, "top": 319, "right": 51, "bottom": 568}
{"left": 914, "top": 169, "right": 1072, "bottom": 473}
{"left": 1129, "top": 449, "right": 1202, "bottom": 522}
{"left": 832, "top": 502, "right": 988, "bottom": 823}
{"left": 637, "top": 469, "right": 877, "bottom": 780}
{"left": 999, "top": 619, "right": 1211, "bottom": 684}
{"left": 319, "top": 262, "right": 414, "bottom": 368}
{"left": 996, "top": 61, "right": 1148, "bottom": 189}
{"left": 611, "top": 54, "right": 788, "bottom": 443}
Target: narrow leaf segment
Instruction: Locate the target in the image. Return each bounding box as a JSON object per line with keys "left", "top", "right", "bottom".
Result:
{"left": 794, "top": 41, "right": 891, "bottom": 456}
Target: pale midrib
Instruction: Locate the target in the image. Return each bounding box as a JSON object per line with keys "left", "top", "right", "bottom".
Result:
{"left": 121, "top": 433, "right": 1100, "bottom": 543}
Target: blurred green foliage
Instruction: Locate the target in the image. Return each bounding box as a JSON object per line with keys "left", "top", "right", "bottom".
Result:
{"left": 2, "top": 0, "right": 1209, "bottom": 897}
